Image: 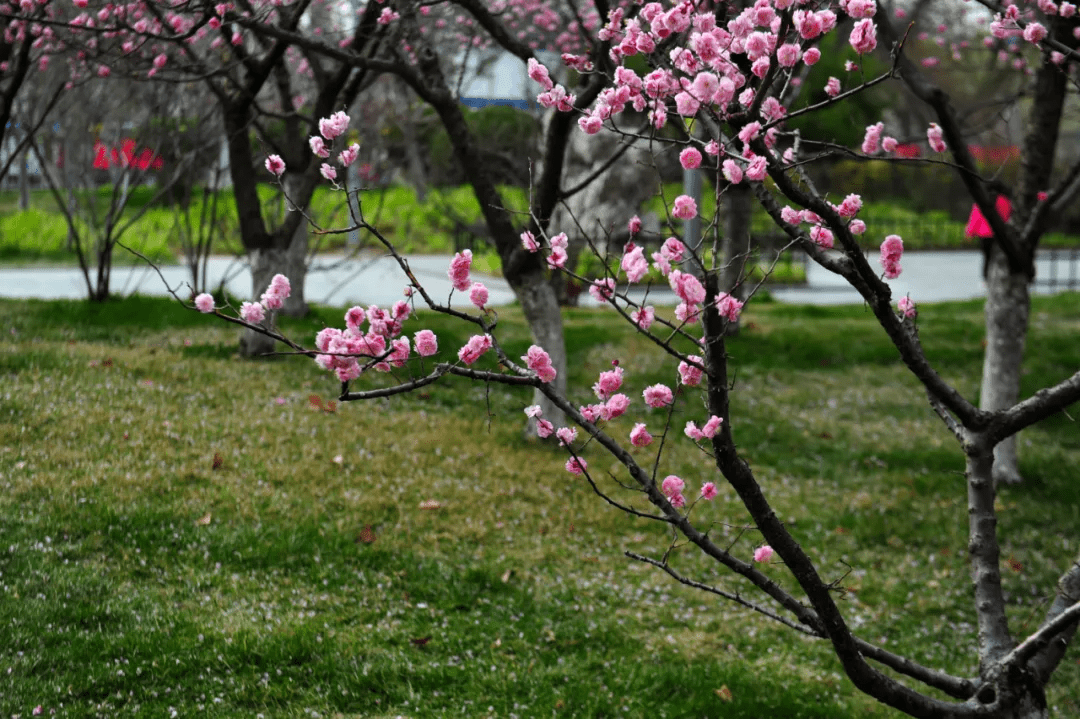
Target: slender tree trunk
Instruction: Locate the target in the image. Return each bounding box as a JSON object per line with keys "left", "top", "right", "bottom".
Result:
{"left": 515, "top": 266, "right": 567, "bottom": 432}
{"left": 720, "top": 183, "right": 753, "bottom": 335}
{"left": 979, "top": 245, "right": 1030, "bottom": 485}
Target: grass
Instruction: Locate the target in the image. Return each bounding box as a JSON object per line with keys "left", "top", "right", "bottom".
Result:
{"left": 1, "top": 292, "right": 1079, "bottom": 718}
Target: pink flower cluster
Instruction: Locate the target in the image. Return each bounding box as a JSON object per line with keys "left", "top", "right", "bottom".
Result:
{"left": 880, "top": 235, "right": 904, "bottom": 279}
{"left": 458, "top": 334, "right": 493, "bottom": 365}
{"left": 685, "top": 415, "right": 723, "bottom": 440}
{"left": 194, "top": 293, "right": 215, "bottom": 313}
{"left": 523, "top": 345, "right": 557, "bottom": 383}
{"left": 927, "top": 123, "right": 947, "bottom": 154}
{"left": 643, "top": 383, "right": 674, "bottom": 409}
{"left": 314, "top": 300, "right": 413, "bottom": 381}
{"left": 448, "top": 249, "right": 473, "bottom": 292}
{"left": 525, "top": 405, "right": 555, "bottom": 438}
{"left": 261, "top": 273, "right": 291, "bottom": 311}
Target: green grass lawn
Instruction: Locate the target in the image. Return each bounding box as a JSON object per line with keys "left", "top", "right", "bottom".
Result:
{"left": 1, "top": 294, "right": 1078, "bottom": 718}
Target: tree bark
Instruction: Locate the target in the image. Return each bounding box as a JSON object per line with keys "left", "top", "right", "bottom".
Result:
{"left": 979, "top": 245, "right": 1030, "bottom": 485}
{"left": 279, "top": 172, "right": 309, "bottom": 318}
{"left": 515, "top": 265, "right": 567, "bottom": 431}
{"left": 720, "top": 183, "right": 753, "bottom": 335}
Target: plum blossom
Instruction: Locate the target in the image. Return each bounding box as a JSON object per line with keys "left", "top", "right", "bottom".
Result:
{"left": 680, "top": 147, "right": 702, "bottom": 170}
{"left": 414, "top": 329, "right": 438, "bottom": 356}
{"left": 880, "top": 235, "right": 904, "bottom": 279}
{"left": 678, "top": 356, "right": 704, "bottom": 386}
{"left": 319, "top": 110, "right": 350, "bottom": 140}
{"left": 700, "top": 482, "right": 718, "bottom": 500}
{"left": 643, "top": 383, "right": 674, "bottom": 408}
{"left": 265, "top": 155, "right": 285, "bottom": 176}
{"left": 621, "top": 245, "right": 649, "bottom": 283}
{"left": 862, "top": 122, "right": 884, "bottom": 154}
{"left": 672, "top": 194, "right": 698, "bottom": 220}
{"left": 632, "top": 305, "right": 655, "bottom": 330}
{"left": 556, "top": 427, "right": 577, "bottom": 446}
{"left": 754, "top": 545, "right": 775, "bottom": 563}
{"left": 469, "top": 282, "right": 489, "bottom": 309}
{"left": 565, "top": 457, "right": 588, "bottom": 474}
{"left": 593, "top": 366, "right": 624, "bottom": 400}
{"left": 630, "top": 423, "right": 653, "bottom": 447}
{"left": 927, "top": 123, "right": 947, "bottom": 153}
{"left": 589, "top": 278, "right": 616, "bottom": 303}
{"left": 240, "top": 301, "right": 265, "bottom": 324}
{"left": 722, "top": 159, "right": 744, "bottom": 185}
{"left": 825, "top": 77, "right": 841, "bottom": 97}
{"left": 320, "top": 164, "right": 337, "bottom": 181}
{"left": 898, "top": 296, "right": 917, "bottom": 318}
{"left": 339, "top": 144, "right": 360, "bottom": 167}
{"left": 628, "top": 215, "right": 642, "bottom": 236}
{"left": 523, "top": 345, "right": 557, "bottom": 383}
{"left": 521, "top": 230, "right": 539, "bottom": 252}
{"left": 448, "top": 249, "right": 472, "bottom": 292}
{"left": 309, "top": 136, "right": 330, "bottom": 158}
{"left": 194, "top": 293, "right": 214, "bottom": 313}
{"left": 261, "top": 274, "right": 291, "bottom": 310}
{"left": 849, "top": 18, "right": 877, "bottom": 53}
{"left": 458, "top": 334, "right": 493, "bottom": 364}
{"left": 661, "top": 475, "right": 685, "bottom": 497}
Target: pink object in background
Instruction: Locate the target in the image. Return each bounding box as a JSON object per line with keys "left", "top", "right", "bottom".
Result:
{"left": 965, "top": 195, "right": 1012, "bottom": 238}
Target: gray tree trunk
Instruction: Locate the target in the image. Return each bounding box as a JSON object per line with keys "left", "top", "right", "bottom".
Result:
{"left": 979, "top": 245, "right": 1030, "bottom": 485}
{"left": 280, "top": 173, "right": 309, "bottom": 318}
{"left": 720, "top": 183, "right": 753, "bottom": 335}
{"left": 516, "top": 267, "right": 567, "bottom": 432}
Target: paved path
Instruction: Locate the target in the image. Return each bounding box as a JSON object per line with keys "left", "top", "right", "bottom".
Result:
{"left": 1, "top": 250, "right": 1078, "bottom": 308}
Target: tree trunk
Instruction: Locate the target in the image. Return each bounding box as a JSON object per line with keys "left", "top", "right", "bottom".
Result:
{"left": 239, "top": 246, "right": 294, "bottom": 356}
{"left": 280, "top": 172, "right": 309, "bottom": 318}
{"left": 515, "top": 266, "right": 567, "bottom": 433}
{"left": 720, "top": 183, "right": 753, "bottom": 335}
{"left": 979, "top": 245, "right": 1030, "bottom": 485}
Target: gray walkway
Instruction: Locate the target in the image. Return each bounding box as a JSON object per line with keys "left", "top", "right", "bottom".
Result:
{"left": 1, "top": 250, "right": 1078, "bottom": 308}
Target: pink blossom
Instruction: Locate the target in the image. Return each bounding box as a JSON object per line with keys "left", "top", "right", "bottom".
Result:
{"left": 537, "top": 419, "right": 555, "bottom": 438}
{"left": 589, "top": 278, "right": 616, "bottom": 303}
{"left": 448, "top": 249, "right": 473, "bottom": 292}
{"left": 556, "top": 427, "right": 577, "bottom": 446}
{"left": 565, "top": 456, "right": 588, "bottom": 474}
{"left": 630, "top": 423, "right": 653, "bottom": 447}
{"left": 339, "top": 143, "right": 360, "bottom": 167}
{"left": 669, "top": 271, "right": 706, "bottom": 305}
{"left": 661, "top": 474, "right": 685, "bottom": 497}
{"left": 849, "top": 219, "right": 867, "bottom": 235}
{"left": 415, "top": 329, "right": 438, "bottom": 356}
{"left": 722, "top": 159, "right": 744, "bottom": 185}
{"left": 825, "top": 77, "right": 841, "bottom": 97}
{"left": 745, "top": 156, "right": 768, "bottom": 182}
{"left": 880, "top": 235, "right": 904, "bottom": 279}
{"left": 849, "top": 18, "right": 877, "bottom": 54}
{"left": 261, "top": 274, "right": 291, "bottom": 310}
{"left": 621, "top": 245, "right": 649, "bottom": 283}
{"left": 469, "top": 282, "right": 489, "bottom": 308}
{"left": 661, "top": 237, "right": 686, "bottom": 263}
{"left": 458, "top": 334, "right": 493, "bottom": 365}
{"left": 309, "top": 136, "right": 330, "bottom": 158}
{"left": 524, "top": 405, "right": 543, "bottom": 419}
{"left": 527, "top": 57, "right": 554, "bottom": 90}
{"left": 520, "top": 230, "right": 539, "bottom": 252}
{"left": 1023, "top": 22, "right": 1048, "bottom": 44}
{"left": 862, "top": 122, "right": 884, "bottom": 154}
{"left": 700, "top": 482, "right": 718, "bottom": 500}
{"left": 881, "top": 137, "right": 898, "bottom": 154}
{"left": 632, "top": 305, "right": 655, "bottom": 330}
{"left": 701, "top": 415, "right": 723, "bottom": 438}
{"left": 716, "top": 293, "right": 744, "bottom": 323}
{"left": 898, "top": 296, "right": 917, "bottom": 318}
{"left": 643, "top": 383, "right": 674, "bottom": 408}
{"left": 777, "top": 43, "right": 800, "bottom": 67}
{"left": 265, "top": 154, "right": 286, "bottom": 176}
{"left": 603, "top": 393, "right": 630, "bottom": 420}
{"left": 672, "top": 194, "right": 698, "bottom": 220}
{"left": 593, "top": 366, "right": 624, "bottom": 400}
{"left": 837, "top": 194, "right": 863, "bottom": 218}
{"left": 810, "top": 225, "right": 834, "bottom": 249}
{"left": 153, "top": 53, "right": 168, "bottom": 69}
{"left": 675, "top": 302, "right": 702, "bottom": 325}
{"left": 685, "top": 421, "right": 705, "bottom": 440}
{"left": 754, "top": 545, "right": 775, "bottom": 563}
{"left": 628, "top": 215, "right": 642, "bottom": 235}
{"left": 927, "top": 123, "right": 947, "bottom": 153}
{"left": 319, "top": 110, "right": 350, "bottom": 140}
{"left": 669, "top": 492, "right": 686, "bottom": 508}
{"left": 547, "top": 246, "right": 568, "bottom": 270}
{"left": 194, "top": 293, "right": 214, "bottom": 313}
{"left": 680, "top": 147, "right": 702, "bottom": 170}
{"left": 803, "top": 47, "right": 821, "bottom": 65}
{"left": 320, "top": 163, "right": 337, "bottom": 181}
{"left": 240, "top": 301, "right": 265, "bottom": 324}
{"left": 523, "top": 345, "right": 557, "bottom": 383}
{"left": 678, "top": 356, "right": 704, "bottom": 386}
